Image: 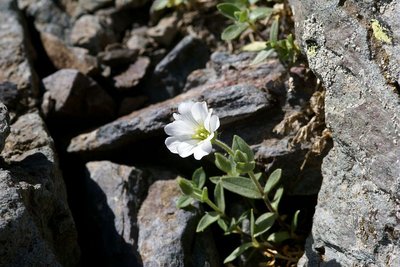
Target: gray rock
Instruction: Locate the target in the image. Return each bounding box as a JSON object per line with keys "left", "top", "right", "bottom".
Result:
{"left": 98, "top": 45, "right": 139, "bottom": 67}
{"left": 0, "top": 170, "right": 62, "bottom": 267}
{"left": 85, "top": 161, "right": 151, "bottom": 266}
{"left": 0, "top": 102, "right": 10, "bottom": 153}
{"left": 0, "top": 110, "right": 80, "bottom": 266}
{"left": 67, "top": 83, "right": 274, "bottom": 154}
{"left": 138, "top": 179, "right": 219, "bottom": 267}
{"left": 289, "top": 0, "right": 400, "bottom": 265}
{"left": 115, "top": 0, "right": 149, "bottom": 9}
{"left": 70, "top": 14, "right": 116, "bottom": 54}
{"left": 126, "top": 27, "right": 152, "bottom": 54}
{"left": 0, "top": 0, "right": 39, "bottom": 110}
{"left": 41, "top": 69, "right": 115, "bottom": 120}
{"left": 85, "top": 161, "right": 184, "bottom": 266}
{"left": 147, "top": 14, "right": 179, "bottom": 47}
{"left": 40, "top": 32, "right": 99, "bottom": 75}
{"left": 148, "top": 35, "right": 210, "bottom": 102}
{"left": 113, "top": 57, "right": 150, "bottom": 90}
{"left": 79, "top": 0, "right": 114, "bottom": 12}
{"left": 18, "top": 0, "right": 71, "bottom": 40}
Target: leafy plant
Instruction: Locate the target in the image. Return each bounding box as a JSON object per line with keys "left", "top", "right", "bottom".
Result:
{"left": 165, "top": 101, "right": 302, "bottom": 266}
{"left": 218, "top": 0, "right": 300, "bottom": 65}
{"left": 153, "top": 0, "right": 191, "bottom": 11}
{"left": 217, "top": 1, "right": 273, "bottom": 41}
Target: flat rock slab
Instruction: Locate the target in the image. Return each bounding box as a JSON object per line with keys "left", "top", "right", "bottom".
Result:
{"left": 0, "top": 0, "right": 38, "bottom": 109}
{"left": 289, "top": 0, "right": 400, "bottom": 265}
{"left": 0, "top": 110, "right": 79, "bottom": 266}
{"left": 138, "top": 179, "right": 219, "bottom": 267}
{"left": 67, "top": 53, "right": 286, "bottom": 155}
{"left": 67, "top": 83, "right": 273, "bottom": 154}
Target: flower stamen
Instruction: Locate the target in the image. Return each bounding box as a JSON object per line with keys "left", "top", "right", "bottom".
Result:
{"left": 192, "top": 126, "right": 210, "bottom": 140}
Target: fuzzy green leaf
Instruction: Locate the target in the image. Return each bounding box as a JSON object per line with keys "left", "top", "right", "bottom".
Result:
{"left": 214, "top": 182, "right": 225, "bottom": 212}
{"left": 217, "top": 218, "right": 228, "bottom": 232}
{"left": 291, "top": 210, "right": 300, "bottom": 233}
{"left": 249, "top": 7, "right": 273, "bottom": 21}
{"left": 176, "top": 195, "right": 193, "bottom": 208}
{"left": 219, "top": 176, "right": 262, "bottom": 199}
{"left": 242, "top": 41, "right": 267, "bottom": 52}
{"left": 264, "top": 169, "right": 282, "bottom": 194}
{"left": 217, "top": 3, "right": 242, "bottom": 20}
{"left": 271, "top": 187, "right": 284, "bottom": 210}
{"left": 269, "top": 16, "right": 279, "bottom": 42}
{"left": 196, "top": 212, "right": 220, "bottom": 232}
{"left": 232, "top": 135, "right": 254, "bottom": 161}
{"left": 254, "top": 212, "right": 276, "bottom": 237}
{"left": 177, "top": 177, "right": 194, "bottom": 195}
{"left": 192, "top": 167, "right": 206, "bottom": 188}
{"left": 267, "top": 231, "right": 291, "bottom": 243}
{"left": 215, "top": 153, "right": 233, "bottom": 174}
{"left": 224, "top": 242, "right": 253, "bottom": 263}
{"left": 251, "top": 49, "right": 273, "bottom": 65}
{"left": 221, "top": 23, "right": 248, "bottom": 41}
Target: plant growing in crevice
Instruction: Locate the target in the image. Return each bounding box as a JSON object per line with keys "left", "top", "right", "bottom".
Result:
{"left": 217, "top": 0, "right": 300, "bottom": 66}
{"left": 165, "top": 101, "right": 304, "bottom": 265}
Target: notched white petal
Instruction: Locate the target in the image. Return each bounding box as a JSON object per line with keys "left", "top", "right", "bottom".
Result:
{"left": 191, "top": 102, "right": 209, "bottom": 124}
{"left": 193, "top": 140, "right": 212, "bottom": 160}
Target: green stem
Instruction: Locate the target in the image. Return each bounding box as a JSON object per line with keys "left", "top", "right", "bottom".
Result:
{"left": 248, "top": 171, "right": 289, "bottom": 231}
{"left": 204, "top": 198, "right": 224, "bottom": 216}
{"left": 213, "top": 139, "right": 235, "bottom": 156}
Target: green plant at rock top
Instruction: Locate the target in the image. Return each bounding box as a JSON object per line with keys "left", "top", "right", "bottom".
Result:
{"left": 153, "top": 0, "right": 191, "bottom": 10}
{"left": 165, "top": 101, "right": 303, "bottom": 265}
{"left": 218, "top": 0, "right": 300, "bottom": 65}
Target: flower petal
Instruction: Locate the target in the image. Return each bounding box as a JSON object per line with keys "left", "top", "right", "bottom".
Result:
{"left": 178, "top": 101, "right": 195, "bottom": 114}
{"left": 191, "top": 102, "right": 209, "bottom": 124}
{"left": 165, "top": 137, "right": 180, "bottom": 153}
{"left": 209, "top": 114, "right": 220, "bottom": 132}
{"left": 177, "top": 140, "right": 198, "bottom": 158}
{"left": 164, "top": 120, "right": 196, "bottom": 136}
{"left": 193, "top": 140, "right": 212, "bottom": 160}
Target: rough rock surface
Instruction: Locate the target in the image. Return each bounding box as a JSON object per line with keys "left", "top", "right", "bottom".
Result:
{"left": 289, "top": 0, "right": 400, "bottom": 265}
{"left": 147, "top": 14, "right": 179, "bottom": 47}
{"left": 138, "top": 179, "right": 219, "bottom": 267}
{"left": 70, "top": 14, "right": 115, "bottom": 54}
{"left": 40, "top": 32, "right": 99, "bottom": 75}
{"left": 113, "top": 57, "right": 150, "bottom": 90}
{"left": 0, "top": 110, "right": 79, "bottom": 266}
{"left": 148, "top": 35, "right": 210, "bottom": 102}
{"left": 68, "top": 83, "right": 273, "bottom": 154}
{"left": 67, "top": 52, "right": 287, "bottom": 154}
{"left": 41, "top": 69, "right": 115, "bottom": 120}
{"left": 18, "top": 0, "right": 71, "bottom": 40}
{"left": 0, "top": 0, "right": 39, "bottom": 110}
{"left": 0, "top": 103, "right": 10, "bottom": 152}
{"left": 85, "top": 161, "right": 154, "bottom": 266}
{"left": 98, "top": 45, "right": 138, "bottom": 68}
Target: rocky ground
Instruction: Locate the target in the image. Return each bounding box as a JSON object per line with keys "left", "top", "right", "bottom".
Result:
{"left": 1, "top": 0, "right": 397, "bottom": 267}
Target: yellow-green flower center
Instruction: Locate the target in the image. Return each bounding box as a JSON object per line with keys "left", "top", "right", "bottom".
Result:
{"left": 192, "top": 126, "right": 210, "bottom": 140}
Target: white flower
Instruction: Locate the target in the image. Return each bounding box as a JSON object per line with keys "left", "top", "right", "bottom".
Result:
{"left": 164, "top": 101, "right": 220, "bottom": 160}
